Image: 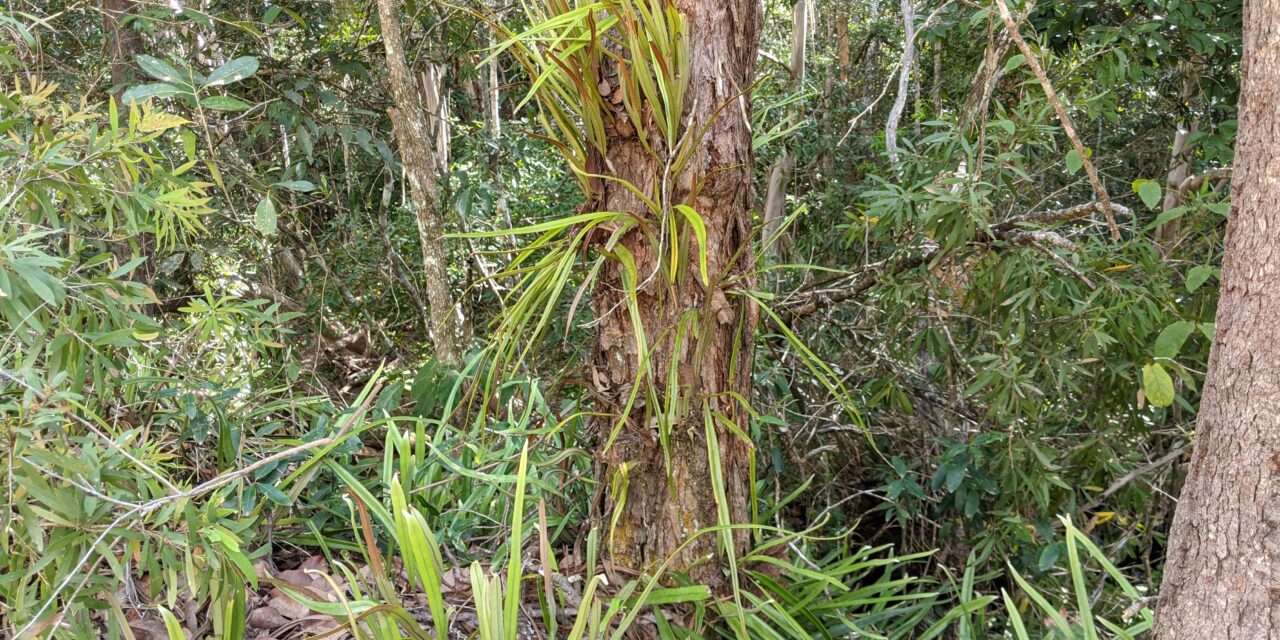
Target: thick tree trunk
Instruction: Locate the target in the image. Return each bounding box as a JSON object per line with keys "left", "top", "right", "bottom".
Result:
{"left": 590, "top": 0, "right": 761, "bottom": 585}
{"left": 374, "top": 0, "right": 462, "bottom": 366}
{"left": 1154, "top": 3, "right": 1280, "bottom": 637}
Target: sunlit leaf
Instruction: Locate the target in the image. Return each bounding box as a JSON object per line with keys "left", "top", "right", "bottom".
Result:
{"left": 254, "top": 197, "right": 277, "bottom": 236}
{"left": 1142, "top": 362, "right": 1175, "bottom": 408}
{"left": 204, "top": 56, "right": 259, "bottom": 88}
{"left": 273, "top": 180, "right": 316, "bottom": 193}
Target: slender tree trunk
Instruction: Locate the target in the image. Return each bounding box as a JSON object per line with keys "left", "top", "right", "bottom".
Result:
{"left": 591, "top": 0, "right": 761, "bottom": 585}
{"left": 1155, "top": 3, "right": 1280, "bottom": 637}
{"left": 762, "top": 0, "right": 809, "bottom": 258}
{"left": 838, "top": 12, "right": 850, "bottom": 82}
{"left": 931, "top": 50, "right": 942, "bottom": 116}
{"left": 1154, "top": 63, "right": 1202, "bottom": 256}
{"left": 102, "top": 0, "right": 140, "bottom": 99}
{"left": 485, "top": 30, "right": 512, "bottom": 231}
{"left": 375, "top": 0, "right": 462, "bottom": 366}
{"left": 885, "top": 0, "right": 915, "bottom": 162}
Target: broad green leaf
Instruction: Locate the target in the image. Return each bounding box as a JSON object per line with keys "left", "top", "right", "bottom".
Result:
{"left": 1199, "top": 322, "right": 1215, "bottom": 340}
{"left": 1065, "top": 149, "right": 1083, "bottom": 174}
{"left": 254, "top": 198, "right": 277, "bottom": 236}
{"left": 1186, "top": 265, "right": 1216, "bottom": 292}
{"left": 1142, "top": 363, "right": 1175, "bottom": 408}
{"left": 133, "top": 328, "right": 161, "bottom": 342}
{"left": 273, "top": 180, "right": 316, "bottom": 193}
{"left": 120, "top": 83, "right": 184, "bottom": 105}
{"left": 204, "top": 56, "right": 259, "bottom": 87}
{"left": 1133, "top": 179, "right": 1162, "bottom": 209}
{"left": 135, "top": 55, "right": 187, "bottom": 84}
{"left": 1002, "top": 54, "right": 1025, "bottom": 72}
{"left": 201, "top": 95, "right": 252, "bottom": 112}
{"left": 1154, "top": 321, "right": 1195, "bottom": 359}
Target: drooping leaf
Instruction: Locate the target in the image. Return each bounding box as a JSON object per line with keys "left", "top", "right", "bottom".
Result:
{"left": 1186, "top": 265, "right": 1217, "bottom": 292}
{"left": 254, "top": 198, "right": 277, "bottom": 236}
{"left": 1153, "top": 321, "right": 1195, "bottom": 359}
{"left": 1142, "top": 363, "right": 1175, "bottom": 408}
{"left": 1199, "top": 322, "right": 1215, "bottom": 340}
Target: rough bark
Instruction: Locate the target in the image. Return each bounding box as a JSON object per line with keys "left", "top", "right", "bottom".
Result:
{"left": 1154, "top": 2, "right": 1280, "bottom": 637}
{"left": 590, "top": 0, "right": 761, "bottom": 585}
{"left": 762, "top": 0, "right": 808, "bottom": 258}
{"left": 102, "top": 0, "right": 141, "bottom": 98}
{"left": 374, "top": 0, "right": 462, "bottom": 366}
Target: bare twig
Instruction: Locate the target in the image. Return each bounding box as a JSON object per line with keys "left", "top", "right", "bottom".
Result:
{"left": 993, "top": 0, "right": 1121, "bottom": 240}
{"left": 1082, "top": 444, "right": 1190, "bottom": 513}
{"left": 838, "top": 0, "right": 954, "bottom": 145}
{"left": 781, "top": 201, "right": 1130, "bottom": 319}
{"left": 1175, "top": 167, "right": 1233, "bottom": 196}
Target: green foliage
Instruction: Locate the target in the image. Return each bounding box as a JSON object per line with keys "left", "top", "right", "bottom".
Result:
{"left": 0, "top": 0, "right": 1246, "bottom": 637}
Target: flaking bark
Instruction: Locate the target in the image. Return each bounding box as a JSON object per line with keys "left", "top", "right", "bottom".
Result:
{"left": 1155, "top": 2, "right": 1280, "bottom": 636}
{"left": 590, "top": 0, "right": 762, "bottom": 585}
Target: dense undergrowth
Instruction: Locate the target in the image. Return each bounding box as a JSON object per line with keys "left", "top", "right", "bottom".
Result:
{"left": 0, "top": 0, "right": 1240, "bottom": 637}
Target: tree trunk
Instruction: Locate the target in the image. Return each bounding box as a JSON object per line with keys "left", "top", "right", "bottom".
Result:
{"left": 374, "top": 0, "right": 462, "bottom": 366}
{"left": 885, "top": 0, "right": 915, "bottom": 162}
{"left": 590, "top": 0, "right": 761, "bottom": 585}
{"left": 1154, "top": 63, "right": 1202, "bottom": 256}
{"left": 1154, "top": 3, "right": 1280, "bottom": 637}
{"left": 484, "top": 30, "right": 512, "bottom": 231}
{"left": 102, "top": 0, "right": 141, "bottom": 99}
{"left": 762, "top": 0, "right": 809, "bottom": 258}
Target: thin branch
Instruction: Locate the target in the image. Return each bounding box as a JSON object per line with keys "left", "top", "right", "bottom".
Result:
{"left": 838, "top": 0, "right": 954, "bottom": 145}
{"left": 994, "top": 0, "right": 1121, "bottom": 241}
{"left": 1175, "top": 167, "right": 1233, "bottom": 196}
{"left": 1081, "top": 444, "right": 1190, "bottom": 513}
{"left": 781, "top": 201, "right": 1129, "bottom": 319}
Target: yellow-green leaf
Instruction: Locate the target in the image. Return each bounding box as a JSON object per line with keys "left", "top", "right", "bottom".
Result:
{"left": 1142, "top": 362, "right": 1175, "bottom": 408}
{"left": 138, "top": 112, "right": 191, "bottom": 133}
